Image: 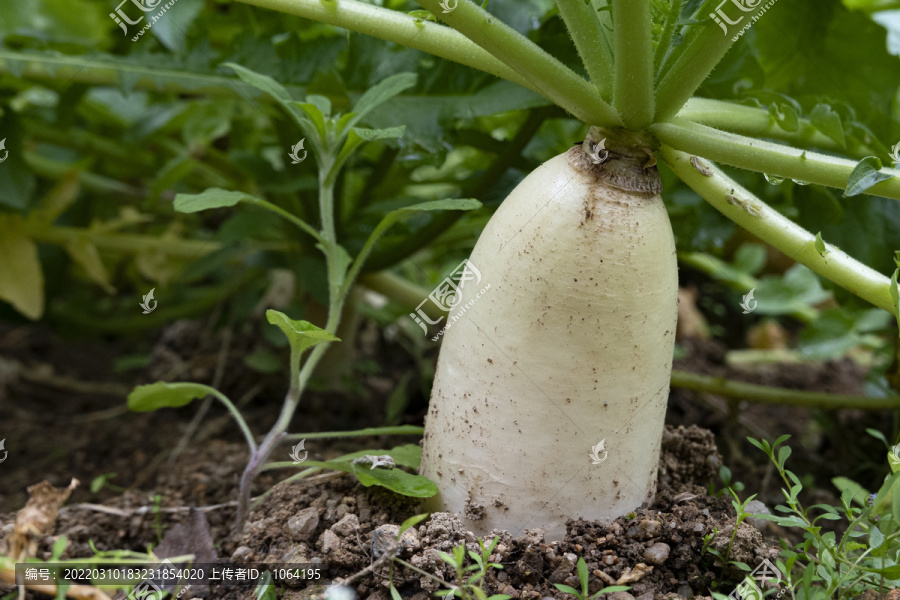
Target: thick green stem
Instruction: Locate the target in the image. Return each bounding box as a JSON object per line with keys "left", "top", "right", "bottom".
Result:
{"left": 611, "top": 0, "right": 654, "bottom": 129}
{"left": 653, "top": 119, "right": 900, "bottom": 201}
{"left": 413, "top": 0, "right": 620, "bottom": 126}
{"left": 655, "top": 1, "right": 771, "bottom": 120}
{"left": 672, "top": 370, "right": 900, "bottom": 410}
{"left": 232, "top": 0, "right": 535, "bottom": 93}
{"left": 678, "top": 99, "right": 883, "bottom": 159}
{"left": 660, "top": 145, "right": 898, "bottom": 316}
{"left": 556, "top": 0, "right": 614, "bottom": 100}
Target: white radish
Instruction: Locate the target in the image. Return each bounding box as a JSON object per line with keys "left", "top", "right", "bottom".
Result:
{"left": 420, "top": 129, "right": 678, "bottom": 541}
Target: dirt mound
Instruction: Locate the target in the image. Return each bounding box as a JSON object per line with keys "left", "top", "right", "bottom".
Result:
{"left": 226, "top": 425, "right": 769, "bottom": 600}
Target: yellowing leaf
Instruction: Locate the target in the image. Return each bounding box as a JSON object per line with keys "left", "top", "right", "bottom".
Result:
{"left": 0, "top": 214, "right": 44, "bottom": 320}
{"left": 64, "top": 235, "right": 115, "bottom": 293}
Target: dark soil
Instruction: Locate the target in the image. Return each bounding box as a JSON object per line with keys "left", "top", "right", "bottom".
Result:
{"left": 0, "top": 319, "right": 893, "bottom": 600}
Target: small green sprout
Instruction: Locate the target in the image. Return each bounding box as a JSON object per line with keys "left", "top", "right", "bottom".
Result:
{"left": 553, "top": 557, "right": 630, "bottom": 600}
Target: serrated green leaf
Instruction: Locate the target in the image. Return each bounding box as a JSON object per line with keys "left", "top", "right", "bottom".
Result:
{"left": 844, "top": 156, "right": 895, "bottom": 197}
{"left": 770, "top": 103, "right": 800, "bottom": 132}
{"left": 266, "top": 309, "right": 340, "bottom": 357}
{"left": 347, "top": 72, "right": 417, "bottom": 130}
{"left": 128, "top": 381, "right": 216, "bottom": 412}
{"left": 809, "top": 103, "right": 845, "bottom": 148}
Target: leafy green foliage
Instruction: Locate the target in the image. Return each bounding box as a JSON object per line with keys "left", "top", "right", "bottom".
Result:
{"left": 436, "top": 536, "right": 511, "bottom": 600}
{"left": 298, "top": 444, "right": 437, "bottom": 498}
{"left": 747, "top": 435, "right": 900, "bottom": 599}
{"left": 265, "top": 309, "right": 340, "bottom": 357}
{"left": 553, "top": 556, "right": 630, "bottom": 600}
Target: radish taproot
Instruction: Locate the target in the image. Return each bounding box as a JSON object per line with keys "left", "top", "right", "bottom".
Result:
{"left": 420, "top": 128, "right": 679, "bottom": 540}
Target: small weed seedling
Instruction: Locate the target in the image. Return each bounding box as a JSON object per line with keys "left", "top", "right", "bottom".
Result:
{"left": 706, "top": 489, "right": 758, "bottom": 567}
{"left": 433, "top": 536, "right": 508, "bottom": 600}
{"left": 382, "top": 517, "right": 509, "bottom": 600}
{"left": 554, "top": 557, "right": 631, "bottom": 600}
{"left": 708, "top": 465, "right": 745, "bottom": 498}
{"left": 746, "top": 434, "right": 900, "bottom": 600}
